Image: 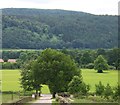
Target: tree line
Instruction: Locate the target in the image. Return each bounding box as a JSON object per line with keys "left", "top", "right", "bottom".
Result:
{"left": 1, "top": 48, "right": 120, "bottom": 70}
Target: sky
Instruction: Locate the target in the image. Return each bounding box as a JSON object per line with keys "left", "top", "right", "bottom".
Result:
{"left": 0, "top": 0, "right": 119, "bottom": 15}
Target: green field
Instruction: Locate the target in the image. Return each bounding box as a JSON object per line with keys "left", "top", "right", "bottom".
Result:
{"left": 2, "top": 70, "right": 21, "bottom": 91}
{"left": 82, "top": 69, "right": 118, "bottom": 91}
{"left": 1, "top": 69, "right": 118, "bottom": 92}
{"left": 1, "top": 69, "right": 50, "bottom": 94}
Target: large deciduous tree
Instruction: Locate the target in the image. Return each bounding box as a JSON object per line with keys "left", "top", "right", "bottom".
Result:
{"left": 34, "top": 48, "right": 80, "bottom": 98}
{"left": 94, "top": 55, "right": 109, "bottom": 73}
{"left": 21, "top": 48, "right": 80, "bottom": 98}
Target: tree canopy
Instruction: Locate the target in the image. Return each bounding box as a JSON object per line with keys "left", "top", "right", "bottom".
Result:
{"left": 20, "top": 48, "right": 80, "bottom": 98}
{"left": 2, "top": 8, "right": 118, "bottom": 49}
{"left": 94, "top": 55, "right": 109, "bottom": 73}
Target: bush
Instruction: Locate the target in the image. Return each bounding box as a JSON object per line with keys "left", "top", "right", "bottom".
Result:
{"left": 80, "top": 65, "right": 86, "bottom": 68}
{"left": 95, "top": 81, "right": 105, "bottom": 96}
{"left": 86, "top": 63, "right": 94, "bottom": 69}
{"left": 113, "top": 84, "right": 120, "bottom": 101}
{"left": 68, "top": 76, "right": 90, "bottom": 97}
{"left": 104, "top": 83, "right": 113, "bottom": 99}
{"left": 80, "top": 82, "right": 90, "bottom": 95}
{"left": 68, "top": 76, "right": 82, "bottom": 94}
{"left": 2, "top": 62, "right": 20, "bottom": 69}
{"left": 109, "top": 65, "right": 116, "bottom": 70}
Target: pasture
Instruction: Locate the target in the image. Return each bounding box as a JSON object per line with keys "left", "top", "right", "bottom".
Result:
{"left": 1, "top": 69, "right": 118, "bottom": 92}
{"left": 82, "top": 69, "right": 118, "bottom": 91}
{"left": 2, "top": 70, "right": 21, "bottom": 91}
{"left": 2, "top": 70, "right": 50, "bottom": 94}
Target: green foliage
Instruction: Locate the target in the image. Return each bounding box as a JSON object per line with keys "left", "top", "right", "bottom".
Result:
{"left": 3, "top": 56, "right": 8, "bottom": 62}
{"left": 80, "top": 82, "right": 90, "bottom": 95}
{"left": 85, "top": 63, "right": 94, "bottom": 69}
{"left": 114, "top": 58, "right": 120, "bottom": 70}
{"left": 20, "top": 60, "right": 40, "bottom": 92}
{"left": 95, "top": 81, "right": 105, "bottom": 96}
{"left": 2, "top": 62, "right": 19, "bottom": 69}
{"left": 20, "top": 48, "right": 80, "bottom": 97}
{"left": 2, "top": 50, "right": 22, "bottom": 59}
{"left": 107, "top": 48, "right": 120, "bottom": 70}
{"left": 104, "top": 83, "right": 113, "bottom": 99}
{"left": 97, "top": 48, "right": 106, "bottom": 56}
{"left": 2, "top": 48, "right": 120, "bottom": 70}
{"left": 94, "top": 55, "right": 109, "bottom": 73}
{"left": 68, "top": 76, "right": 90, "bottom": 95}
{"left": 61, "top": 48, "right": 120, "bottom": 70}
{"left": 2, "top": 8, "right": 118, "bottom": 49}
{"left": 113, "top": 84, "right": 120, "bottom": 101}
{"left": 18, "top": 51, "right": 39, "bottom": 67}
{"left": 68, "top": 76, "right": 83, "bottom": 94}
{"left": 81, "top": 51, "right": 93, "bottom": 65}
{"left": 34, "top": 49, "right": 80, "bottom": 95}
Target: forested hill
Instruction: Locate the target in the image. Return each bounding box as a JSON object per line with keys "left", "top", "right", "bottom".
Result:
{"left": 2, "top": 8, "right": 118, "bottom": 49}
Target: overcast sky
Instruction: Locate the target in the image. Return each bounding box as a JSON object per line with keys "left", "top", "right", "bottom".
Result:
{"left": 0, "top": 0, "right": 119, "bottom": 15}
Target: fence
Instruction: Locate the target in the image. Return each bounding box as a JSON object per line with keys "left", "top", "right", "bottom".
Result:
{"left": 2, "top": 91, "right": 33, "bottom": 103}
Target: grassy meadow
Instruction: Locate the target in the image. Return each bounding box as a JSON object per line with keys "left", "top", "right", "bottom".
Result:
{"left": 1, "top": 69, "right": 118, "bottom": 103}
{"left": 2, "top": 70, "right": 21, "bottom": 91}
{"left": 1, "top": 69, "right": 50, "bottom": 93}
{"left": 1, "top": 69, "right": 118, "bottom": 92}
{"left": 82, "top": 69, "right": 118, "bottom": 91}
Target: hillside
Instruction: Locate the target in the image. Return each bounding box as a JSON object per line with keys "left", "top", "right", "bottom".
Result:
{"left": 2, "top": 8, "right": 118, "bottom": 49}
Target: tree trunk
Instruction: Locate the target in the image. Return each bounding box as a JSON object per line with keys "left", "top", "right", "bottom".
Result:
{"left": 36, "top": 89, "right": 38, "bottom": 94}
{"left": 97, "top": 70, "right": 103, "bottom": 73}
{"left": 52, "top": 92, "right": 56, "bottom": 98}
{"left": 35, "top": 89, "right": 38, "bottom": 99}
{"left": 38, "top": 92, "right": 41, "bottom": 97}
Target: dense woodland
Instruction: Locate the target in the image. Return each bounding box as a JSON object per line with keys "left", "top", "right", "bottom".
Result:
{"left": 2, "top": 8, "right": 118, "bottom": 49}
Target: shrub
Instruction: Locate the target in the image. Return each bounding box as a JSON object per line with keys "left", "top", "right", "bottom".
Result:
{"left": 68, "top": 76, "right": 82, "bottom": 94}
{"left": 2, "top": 62, "right": 20, "bottom": 69}
{"left": 113, "top": 84, "right": 120, "bottom": 101}
{"left": 109, "top": 65, "right": 116, "bottom": 70}
{"left": 95, "top": 81, "right": 105, "bottom": 96}
{"left": 80, "top": 82, "right": 90, "bottom": 95}
{"left": 68, "top": 76, "right": 90, "bottom": 96}
{"left": 2, "top": 62, "right": 11, "bottom": 69}
{"left": 104, "top": 83, "right": 113, "bottom": 99}
{"left": 86, "top": 63, "right": 94, "bottom": 69}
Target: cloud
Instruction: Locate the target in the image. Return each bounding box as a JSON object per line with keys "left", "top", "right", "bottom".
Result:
{"left": 0, "top": 0, "right": 119, "bottom": 15}
{"left": 19, "top": 0, "right": 52, "bottom": 4}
